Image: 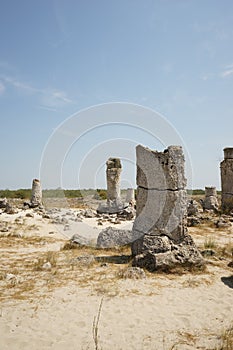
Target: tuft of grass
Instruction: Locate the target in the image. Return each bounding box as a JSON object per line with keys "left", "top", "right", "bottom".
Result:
{"left": 33, "top": 251, "right": 58, "bottom": 271}
{"left": 204, "top": 237, "right": 217, "bottom": 249}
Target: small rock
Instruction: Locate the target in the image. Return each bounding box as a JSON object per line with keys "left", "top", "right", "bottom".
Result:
{"left": 42, "top": 262, "right": 52, "bottom": 270}
{"left": 70, "top": 234, "right": 91, "bottom": 246}
{"left": 71, "top": 255, "right": 95, "bottom": 266}
{"left": 120, "top": 267, "right": 146, "bottom": 279}
{"left": 6, "top": 273, "right": 16, "bottom": 281}
{"left": 201, "top": 249, "right": 216, "bottom": 257}
{"left": 26, "top": 212, "right": 34, "bottom": 218}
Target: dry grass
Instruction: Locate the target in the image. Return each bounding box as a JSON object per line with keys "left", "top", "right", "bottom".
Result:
{"left": 204, "top": 237, "right": 217, "bottom": 249}
{"left": 214, "top": 325, "right": 233, "bottom": 350}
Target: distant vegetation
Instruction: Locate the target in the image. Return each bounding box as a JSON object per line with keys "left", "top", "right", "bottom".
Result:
{"left": 0, "top": 188, "right": 221, "bottom": 200}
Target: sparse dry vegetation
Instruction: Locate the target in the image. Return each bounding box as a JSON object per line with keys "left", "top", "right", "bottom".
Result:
{"left": 214, "top": 325, "right": 233, "bottom": 350}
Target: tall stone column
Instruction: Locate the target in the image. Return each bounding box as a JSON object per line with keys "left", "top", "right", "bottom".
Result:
{"left": 131, "top": 145, "right": 203, "bottom": 271}
{"left": 30, "top": 179, "right": 42, "bottom": 208}
{"left": 221, "top": 148, "right": 233, "bottom": 213}
{"left": 97, "top": 158, "right": 123, "bottom": 214}
{"left": 106, "top": 158, "right": 122, "bottom": 206}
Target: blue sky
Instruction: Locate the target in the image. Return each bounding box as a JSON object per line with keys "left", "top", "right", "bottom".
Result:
{"left": 1, "top": 0, "right": 233, "bottom": 190}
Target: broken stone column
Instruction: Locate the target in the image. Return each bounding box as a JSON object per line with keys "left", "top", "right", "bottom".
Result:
{"left": 97, "top": 158, "right": 124, "bottom": 214}
{"left": 221, "top": 148, "right": 233, "bottom": 214}
{"left": 30, "top": 179, "right": 42, "bottom": 208}
{"left": 126, "top": 188, "right": 135, "bottom": 205}
{"left": 131, "top": 145, "right": 203, "bottom": 272}
{"left": 202, "top": 186, "right": 219, "bottom": 212}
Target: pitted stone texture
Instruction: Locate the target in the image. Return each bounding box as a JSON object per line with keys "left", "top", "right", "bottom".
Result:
{"left": 30, "top": 179, "right": 42, "bottom": 208}
{"left": 136, "top": 145, "right": 186, "bottom": 190}
{"left": 221, "top": 148, "right": 233, "bottom": 213}
{"left": 132, "top": 233, "right": 204, "bottom": 272}
{"left": 97, "top": 226, "right": 135, "bottom": 248}
{"left": 134, "top": 187, "right": 187, "bottom": 242}
{"left": 132, "top": 144, "right": 203, "bottom": 271}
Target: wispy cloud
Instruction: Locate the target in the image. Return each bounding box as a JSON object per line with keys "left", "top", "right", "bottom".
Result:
{"left": 221, "top": 69, "right": 233, "bottom": 78}
{"left": 1, "top": 75, "right": 73, "bottom": 108}
{"left": 0, "top": 81, "right": 5, "bottom": 95}
{"left": 220, "top": 64, "right": 233, "bottom": 78}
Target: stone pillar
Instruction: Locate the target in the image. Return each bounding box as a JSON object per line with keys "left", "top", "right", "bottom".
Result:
{"left": 126, "top": 188, "right": 135, "bottom": 205}
{"left": 202, "top": 186, "right": 219, "bottom": 211}
{"left": 97, "top": 158, "right": 124, "bottom": 214}
{"left": 106, "top": 158, "right": 122, "bottom": 206}
{"left": 131, "top": 145, "right": 203, "bottom": 271}
{"left": 221, "top": 148, "right": 233, "bottom": 213}
{"left": 30, "top": 179, "right": 42, "bottom": 207}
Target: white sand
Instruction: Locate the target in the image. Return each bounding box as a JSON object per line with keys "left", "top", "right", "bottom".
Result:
{"left": 0, "top": 208, "right": 233, "bottom": 349}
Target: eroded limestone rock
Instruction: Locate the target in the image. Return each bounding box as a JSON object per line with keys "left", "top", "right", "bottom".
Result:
{"left": 202, "top": 187, "right": 219, "bottom": 212}
{"left": 131, "top": 145, "right": 204, "bottom": 271}
{"left": 221, "top": 148, "right": 233, "bottom": 213}
{"left": 97, "top": 158, "right": 126, "bottom": 214}
{"left": 30, "top": 179, "right": 42, "bottom": 208}
{"left": 97, "top": 226, "right": 135, "bottom": 248}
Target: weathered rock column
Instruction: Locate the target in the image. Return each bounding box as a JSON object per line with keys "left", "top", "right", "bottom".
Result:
{"left": 97, "top": 158, "right": 124, "bottom": 214}
{"left": 106, "top": 158, "right": 122, "bottom": 206}
{"left": 131, "top": 145, "right": 203, "bottom": 271}
{"left": 202, "top": 186, "right": 219, "bottom": 211}
{"left": 30, "top": 179, "right": 42, "bottom": 207}
{"left": 221, "top": 148, "right": 233, "bottom": 213}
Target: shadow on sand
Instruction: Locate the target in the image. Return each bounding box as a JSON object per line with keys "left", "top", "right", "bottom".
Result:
{"left": 95, "top": 255, "right": 132, "bottom": 264}
{"left": 221, "top": 275, "right": 233, "bottom": 289}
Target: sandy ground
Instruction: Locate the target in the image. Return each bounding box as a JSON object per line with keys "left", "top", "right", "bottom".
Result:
{"left": 0, "top": 206, "right": 233, "bottom": 350}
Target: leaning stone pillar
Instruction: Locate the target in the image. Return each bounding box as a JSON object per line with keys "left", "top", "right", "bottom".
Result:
{"left": 131, "top": 145, "right": 203, "bottom": 271}
{"left": 30, "top": 179, "right": 42, "bottom": 207}
{"left": 221, "top": 148, "right": 233, "bottom": 213}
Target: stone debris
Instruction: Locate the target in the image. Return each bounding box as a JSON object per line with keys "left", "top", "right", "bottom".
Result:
{"left": 215, "top": 217, "right": 232, "bottom": 228}
{"left": 4, "top": 202, "right": 17, "bottom": 214}
{"left": 0, "top": 198, "right": 8, "bottom": 208}
{"left": 70, "top": 233, "right": 92, "bottom": 247}
{"left": 70, "top": 255, "right": 95, "bottom": 266}
{"left": 131, "top": 145, "right": 204, "bottom": 271}
{"left": 221, "top": 148, "right": 233, "bottom": 213}
{"left": 120, "top": 267, "right": 146, "bottom": 279}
